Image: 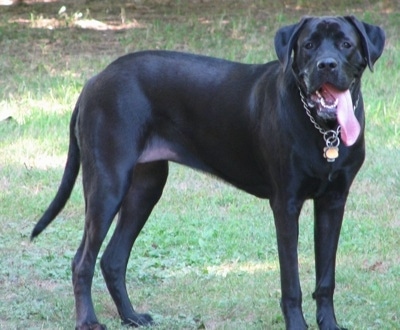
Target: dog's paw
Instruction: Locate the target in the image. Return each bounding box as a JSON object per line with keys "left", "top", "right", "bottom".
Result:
{"left": 122, "top": 313, "right": 154, "bottom": 327}
{"left": 75, "top": 323, "right": 107, "bottom": 330}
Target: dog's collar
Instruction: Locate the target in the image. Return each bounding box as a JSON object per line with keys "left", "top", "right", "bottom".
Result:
{"left": 298, "top": 87, "right": 359, "bottom": 162}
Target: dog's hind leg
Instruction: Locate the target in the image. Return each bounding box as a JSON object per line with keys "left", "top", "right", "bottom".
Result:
{"left": 72, "top": 142, "right": 139, "bottom": 330}
{"left": 100, "top": 161, "right": 169, "bottom": 326}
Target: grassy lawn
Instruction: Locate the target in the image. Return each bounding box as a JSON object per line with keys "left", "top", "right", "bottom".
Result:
{"left": 0, "top": 1, "right": 399, "bottom": 329}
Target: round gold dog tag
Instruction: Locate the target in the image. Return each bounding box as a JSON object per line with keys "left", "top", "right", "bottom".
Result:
{"left": 324, "top": 147, "right": 339, "bottom": 161}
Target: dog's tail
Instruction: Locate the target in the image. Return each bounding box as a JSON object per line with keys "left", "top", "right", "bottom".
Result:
{"left": 31, "top": 103, "right": 81, "bottom": 240}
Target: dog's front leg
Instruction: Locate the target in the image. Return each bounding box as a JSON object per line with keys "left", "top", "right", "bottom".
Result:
{"left": 270, "top": 196, "right": 308, "bottom": 330}
{"left": 313, "top": 191, "right": 348, "bottom": 330}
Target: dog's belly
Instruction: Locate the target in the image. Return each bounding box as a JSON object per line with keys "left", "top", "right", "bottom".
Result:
{"left": 137, "top": 135, "right": 271, "bottom": 198}
{"left": 137, "top": 144, "right": 178, "bottom": 163}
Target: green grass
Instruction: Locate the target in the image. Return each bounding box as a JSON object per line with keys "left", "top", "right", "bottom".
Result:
{"left": 1, "top": 1, "right": 399, "bottom": 329}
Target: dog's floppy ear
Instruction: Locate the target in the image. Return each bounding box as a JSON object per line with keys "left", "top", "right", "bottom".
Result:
{"left": 274, "top": 17, "right": 309, "bottom": 72}
{"left": 345, "top": 16, "right": 385, "bottom": 72}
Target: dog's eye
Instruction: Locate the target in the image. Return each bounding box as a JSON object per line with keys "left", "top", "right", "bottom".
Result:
{"left": 304, "top": 42, "right": 314, "bottom": 50}
{"left": 342, "top": 41, "right": 352, "bottom": 49}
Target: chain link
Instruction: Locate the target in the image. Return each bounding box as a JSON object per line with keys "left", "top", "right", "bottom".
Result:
{"left": 324, "top": 129, "right": 340, "bottom": 147}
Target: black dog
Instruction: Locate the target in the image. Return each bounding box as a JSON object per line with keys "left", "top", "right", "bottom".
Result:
{"left": 32, "top": 16, "right": 385, "bottom": 330}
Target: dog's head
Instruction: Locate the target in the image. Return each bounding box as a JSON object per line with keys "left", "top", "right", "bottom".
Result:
{"left": 274, "top": 16, "right": 385, "bottom": 146}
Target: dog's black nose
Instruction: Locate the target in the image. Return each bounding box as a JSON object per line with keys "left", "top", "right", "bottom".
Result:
{"left": 317, "top": 58, "right": 338, "bottom": 71}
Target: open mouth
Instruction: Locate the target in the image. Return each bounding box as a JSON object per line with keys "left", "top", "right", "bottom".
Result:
{"left": 310, "top": 84, "right": 340, "bottom": 117}
{"left": 307, "top": 83, "right": 361, "bottom": 146}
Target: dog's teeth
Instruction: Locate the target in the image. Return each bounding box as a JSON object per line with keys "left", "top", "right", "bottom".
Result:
{"left": 320, "top": 97, "right": 338, "bottom": 109}
{"left": 315, "top": 90, "right": 338, "bottom": 109}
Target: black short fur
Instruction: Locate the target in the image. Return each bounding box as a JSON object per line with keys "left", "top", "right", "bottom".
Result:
{"left": 32, "top": 16, "right": 385, "bottom": 330}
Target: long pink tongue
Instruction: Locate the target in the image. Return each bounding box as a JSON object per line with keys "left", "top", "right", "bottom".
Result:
{"left": 324, "top": 84, "right": 360, "bottom": 146}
